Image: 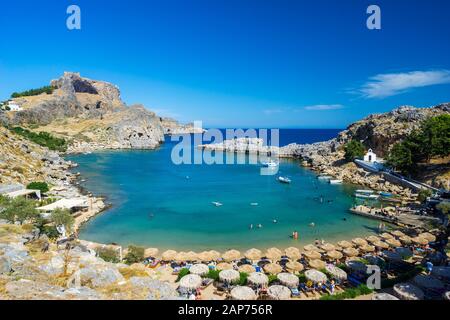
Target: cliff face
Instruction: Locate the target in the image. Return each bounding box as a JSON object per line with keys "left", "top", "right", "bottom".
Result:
{"left": 3, "top": 72, "right": 166, "bottom": 151}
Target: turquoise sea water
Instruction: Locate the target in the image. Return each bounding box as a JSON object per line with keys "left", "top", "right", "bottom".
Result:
{"left": 68, "top": 130, "right": 379, "bottom": 251}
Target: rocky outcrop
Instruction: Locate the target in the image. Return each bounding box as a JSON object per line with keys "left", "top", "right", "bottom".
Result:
{"left": 160, "top": 117, "right": 205, "bottom": 134}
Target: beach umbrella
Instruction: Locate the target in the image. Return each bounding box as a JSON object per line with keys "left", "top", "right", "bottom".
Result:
{"left": 413, "top": 275, "right": 445, "bottom": 290}
{"left": 386, "top": 238, "right": 402, "bottom": 248}
{"left": 412, "top": 237, "right": 428, "bottom": 245}
{"left": 325, "top": 264, "right": 347, "bottom": 280}
{"left": 189, "top": 264, "right": 210, "bottom": 276}
{"left": 285, "top": 247, "right": 301, "bottom": 260}
{"left": 209, "top": 250, "right": 221, "bottom": 261}
{"left": 305, "top": 269, "right": 327, "bottom": 283}
{"left": 264, "top": 263, "right": 282, "bottom": 275}
{"left": 346, "top": 260, "right": 367, "bottom": 272}
{"left": 175, "top": 251, "right": 189, "bottom": 262}
{"left": 364, "top": 254, "right": 385, "bottom": 266}
{"left": 444, "top": 291, "right": 450, "bottom": 301}
{"left": 248, "top": 272, "right": 269, "bottom": 286}
{"left": 268, "top": 285, "right": 291, "bottom": 300}
{"left": 393, "top": 283, "right": 424, "bottom": 300}
{"left": 238, "top": 264, "right": 256, "bottom": 274}
{"left": 245, "top": 248, "right": 262, "bottom": 261}
{"left": 277, "top": 273, "right": 300, "bottom": 288}
{"left": 308, "top": 259, "right": 326, "bottom": 270}
{"left": 390, "top": 230, "right": 405, "bottom": 238}
{"left": 326, "top": 250, "right": 343, "bottom": 260}
{"left": 162, "top": 250, "right": 177, "bottom": 261}
{"left": 216, "top": 262, "right": 233, "bottom": 270}
{"left": 230, "top": 286, "right": 257, "bottom": 300}
{"left": 303, "top": 250, "right": 321, "bottom": 260}
{"left": 144, "top": 248, "right": 159, "bottom": 257}
{"left": 343, "top": 247, "right": 359, "bottom": 257}
{"left": 186, "top": 251, "right": 198, "bottom": 261}
{"left": 265, "top": 248, "right": 282, "bottom": 261}
{"left": 197, "top": 251, "right": 214, "bottom": 262}
{"left": 372, "top": 293, "right": 399, "bottom": 300}
{"left": 399, "top": 235, "right": 413, "bottom": 245}
{"left": 395, "top": 247, "right": 413, "bottom": 260}
{"left": 285, "top": 261, "right": 304, "bottom": 273}
{"left": 360, "top": 245, "right": 375, "bottom": 253}
{"left": 337, "top": 240, "right": 353, "bottom": 248}
{"left": 366, "top": 235, "right": 381, "bottom": 244}
{"left": 373, "top": 240, "right": 389, "bottom": 249}
{"left": 419, "top": 232, "right": 436, "bottom": 242}
{"left": 304, "top": 244, "right": 320, "bottom": 252}
{"left": 219, "top": 269, "right": 240, "bottom": 283}
{"left": 321, "top": 243, "right": 336, "bottom": 252}
{"left": 352, "top": 238, "right": 368, "bottom": 246}
{"left": 179, "top": 274, "right": 202, "bottom": 290}
{"left": 380, "top": 232, "right": 394, "bottom": 240}
{"left": 222, "top": 250, "right": 241, "bottom": 262}
{"left": 431, "top": 266, "right": 450, "bottom": 280}
{"left": 382, "top": 250, "right": 403, "bottom": 261}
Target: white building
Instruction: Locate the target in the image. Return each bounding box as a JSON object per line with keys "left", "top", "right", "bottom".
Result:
{"left": 363, "top": 149, "right": 377, "bottom": 163}
{"left": 7, "top": 101, "right": 22, "bottom": 111}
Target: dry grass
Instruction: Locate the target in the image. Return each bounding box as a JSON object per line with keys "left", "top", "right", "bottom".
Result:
{"left": 118, "top": 267, "right": 150, "bottom": 280}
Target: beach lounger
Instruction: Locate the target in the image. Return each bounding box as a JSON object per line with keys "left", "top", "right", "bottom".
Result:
{"left": 290, "top": 288, "right": 300, "bottom": 297}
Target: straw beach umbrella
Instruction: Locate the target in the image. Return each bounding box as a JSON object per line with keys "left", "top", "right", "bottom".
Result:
{"left": 286, "top": 261, "right": 304, "bottom": 273}
{"left": 343, "top": 247, "right": 359, "bottom": 257}
{"left": 309, "top": 259, "right": 326, "bottom": 270}
{"left": 399, "top": 235, "right": 412, "bottom": 245}
{"left": 360, "top": 244, "right": 375, "bottom": 253}
{"left": 219, "top": 269, "right": 240, "bottom": 283}
{"left": 346, "top": 260, "right": 367, "bottom": 272}
{"left": 245, "top": 248, "right": 262, "bottom": 261}
{"left": 393, "top": 283, "right": 424, "bottom": 300}
{"left": 222, "top": 250, "right": 241, "bottom": 262}
{"left": 231, "top": 286, "right": 257, "bottom": 300}
{"left": 285, "top": 247, "right": 301, "bottom": 260}
{"left": 395, "top": 247, "right": 413, "bottom": 260}
{"left": 352, "top": 238, "right": 368, "bottom": 246}
{"left": 189, "top": 264, "right": 210, "bottom": 276}
{"left": 366, "top": 235, "right": 381, "bottom": 244}
{"left": 217, "top": 262, "right": 233, "bottom": 270}
{"left": 209, "top": 250, "right": 221, "bottom": 261}
{"left": 373, "top": 240, "right": 389, "bottom": 249}
{"left": 372, "top": 293, "right": 399, "bottom": 300}
{"left": 162, "top": 250, "right": 177, "bottom": 261}
{"left": 412, "top": 237, "right": 428, "bottom": 245}
{"left": 304, "top": 244, "right": 320, "bottom": 252}
{"left": 386, "top": 238, "right": 401, "bottom": 248}
{"left": 248, "top": 272, "right": 269, "bottom": 286}
{"left": 419, "top": 232, "right": 436, "bottom": 242}
{"left": 266, "top": 248, "right": 282, "bottom": 261}
{"left": 337, "top": 240, "right": 353, "bottom": 249}
{"left": 303, "top": 250, "right": 321, "bottom": 260}
{"left": 327, "top": 250, "right": 343, "bottom": 260}
{"left": 186, "top": 251, "right": 198, "bottom": 262}
{"left": 321, "top": 243, "right": 336, "bottom": 252}
{"left": 391, "top": 230, "right": 405, "bottom": 238}
{"left": 179, "top": 274, "right": 202, "bottom": 290}
{"left": 268, "top": 285, "right": 291, "bottom": 300}
{"left": 264, "top": 263, "right": 282, "bottom": 275}
{"left": 238, "top": 264, "right": 256, "bottom": 274}
{"left": 144, "top": 248, "right": 159, "bottom": 257}
{"left": 380, "top": 232, "right": 394, "bottom": 240}
{"left": 197, "top": 251, "right": 213, "bottom": 262}
{"left": 325, "top": 264, "right": 347, "bottom": 281}
{"left": 382, "top": 250, "right": 403, "bottom": 261}
{"left": 277, "top": 273, "right": 300, "bottom": 288}
{"left": 305, "top": 269, "right": 327, "bottom": 283}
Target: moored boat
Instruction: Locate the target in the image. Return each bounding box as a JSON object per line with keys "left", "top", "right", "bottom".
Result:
{"left": 329, "top": 179, "right": 343, "bottom": 185}
{"left": 317, "top": 175, "right": 332, "bottom": 180}
{"left": 261, "top": 160, "right": 279, "bottom": 168}
{"left": 354, "top": 193, "right": 380, "bottom": 200}
{"left": 356, "top": 189, "right": 374, "bottom": 194}
{"left": 278, "top": 176, "right": 291, "bottom": 184}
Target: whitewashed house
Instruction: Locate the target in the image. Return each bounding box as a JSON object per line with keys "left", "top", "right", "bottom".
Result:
{"left": 363, "top": 149, "right": 377, "bottom": 163}
{"left": 7, "top": 101, "right": 22, "bottom": 111}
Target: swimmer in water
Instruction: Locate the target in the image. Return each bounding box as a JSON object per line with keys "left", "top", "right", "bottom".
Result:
{"left": 273, "top": 219, "right": 278, "bottom": 224}
{"left": 257, "top": 224, "right": 263, "bottom": 229}
{"left": 249, "top": 224, "right": 253, "bottom": 230}
{"left": 309, "top": 222, "right": 315, "bottom": 227}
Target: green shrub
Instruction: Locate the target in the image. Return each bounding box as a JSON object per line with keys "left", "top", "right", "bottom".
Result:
{"left": 268, "top": 274, "right": 278, "bottom": 284}
{"left": 97, "top": 247, "right": 120, "bottom": 263}
{"left": 206, "top": 269, "right": 220, "bottom": 281}
{"left": 11, "top": 85, "right": 55, "bottom": 98}
{"left": 344, "top": 140, "right": 366, "bottom": 162}
{"left": 237, "top": 272, "right": 248, "bottom": 286}
{"left": 298, "top": 273, "right": 307, "bottom": 283}
{"left": 320, "top": 284, "right": 373, "bottom": 300}
{"left": 176, "top": 268, "right": 190, "bottom": 282}
{"left": 41, "top": 225, "right": 60, "bottom": 240}
{"left": 10, "top": 127, "right": 67, "bottom": 152}
{"left": 437, "top": 202, "right": 450, "bottom": 215}
{"left": 50, "top": 208, "right": 74, "bottom": 233}
{"left": 417, "top": 189, "right": 432, "bottom": 203}
{"left": 27, "top": 182, "right": 49, "bottom": 194}
{"left": 0, "top": 197, "right": 38, "bottom": 224}
{"left": 124, "top": 245, "right": 145, "bottom": 264}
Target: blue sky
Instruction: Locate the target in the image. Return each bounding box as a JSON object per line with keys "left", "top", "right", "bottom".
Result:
{"left": 0, "top": 0, "right": 449, "bottom": 128}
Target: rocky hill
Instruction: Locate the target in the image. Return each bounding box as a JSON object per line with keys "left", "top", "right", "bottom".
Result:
{"left": 1, "top": 72, "right": 197, "bottom": 153}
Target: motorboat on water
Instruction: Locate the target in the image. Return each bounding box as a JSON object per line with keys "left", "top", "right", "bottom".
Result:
{"left": 261, "top": 160, "right": 279, "bottom": 168}
{"left": 212, "top": 202, "right": 223, "bottom": 207}
{"left": 317, "top": 175, "right": 332, "bottom": 180}
{"left": 250, "top": 203, "right": 259, "bottom": 206}
{"left": 329, "top": 179, "right": 343, "bottom": 185}
{"left": 354, "top": 193, "right": 380, "bottom": 200}
{"left": 356, "top": 189, "right": 374, "bottom": 194}
{"left": 278, "top": 176, "right": 291, "bottom": 184}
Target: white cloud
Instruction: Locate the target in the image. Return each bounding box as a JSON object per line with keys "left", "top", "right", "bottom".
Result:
{"left": 304, "top": 104, "right": 344, "bottom": 111}
{"left": 358, "top": 70, "right": 450, "bottom": 98}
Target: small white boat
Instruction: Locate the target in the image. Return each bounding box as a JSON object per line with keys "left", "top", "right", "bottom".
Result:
{"left": 212, "top": 202, "right": 223, "bottom": 207}
{"left": 250, "top": 203, "right": 259, "bottom": 206}
{"left": 329, "top": 179, "right": 343, "bottom": 185}
{"left": 356, "top": 189, "right": 374, "bottom": 194}
{"left": 278, "top": 176, "right": 291, "bottom": 184}
{"left": 261, "top": 160, "right": 279, "bottom": 168}
{"left": 317, "top": 175, "right": 332, "bottom": 180}
{"left": 354, "top": 193, "right": 380, "bottom": 200}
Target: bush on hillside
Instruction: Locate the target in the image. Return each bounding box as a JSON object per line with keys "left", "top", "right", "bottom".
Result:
{"left": 10, "top": 127, "right": 67, "bottom": 152}
{"left": 124, "top": 245, "right": 145, "bottom": 264}
{"left": 11, "top": 86, "right": 55, "bottom": 98}
{"left": 344, "top": 140, "right": 366, "bottom": 162}
{"left": 27, "top": 182, "right": 50, "bottom": 194}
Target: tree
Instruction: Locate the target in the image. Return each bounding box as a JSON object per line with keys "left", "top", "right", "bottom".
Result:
{"left": 386, "top": 142, "right": 414, "bottom": 175}
{"left": 124, "top": 245, "right": 145, "bottom": 264}
{"left": 437, "top": 202, "right": 450, "bottom": 215}
{"left": 50, "top": 208, "right": 75, "bottom": 234}
{"left": 420, "top": 114, "right": 450, "bottom": 159}
{"left": 0, "top": 197, "right": 38, "bottom": 224}
{"left": 27, "top": 182, "right": 49, "bottom": 194}
{"left": 344, "top": 140, "right": 366, "bottom": 162}
{"left": 417, "top": 189, "right": 432, "bottom": 203}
